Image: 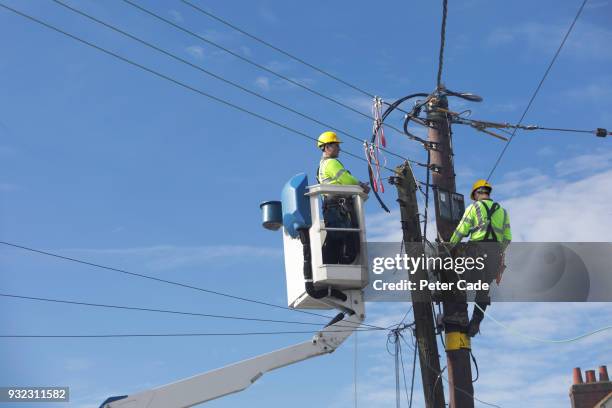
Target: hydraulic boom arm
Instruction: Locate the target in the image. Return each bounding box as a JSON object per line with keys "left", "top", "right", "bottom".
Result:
{"left": 100, "top": 291, "right": 365, "bottom": 408}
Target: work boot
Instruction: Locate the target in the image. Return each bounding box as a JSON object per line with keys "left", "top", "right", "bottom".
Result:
{"left": 467, "top": 314, "right": 483, "bottom": 337}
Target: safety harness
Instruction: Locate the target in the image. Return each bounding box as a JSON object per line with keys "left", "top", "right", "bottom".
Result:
{"left": 480, "top": 201, "right": 500, "bottom": 242}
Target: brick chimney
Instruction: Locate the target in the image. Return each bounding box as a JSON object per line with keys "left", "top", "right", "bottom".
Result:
{"left": 570, "top": 366, "right": 612, "bottom": 408}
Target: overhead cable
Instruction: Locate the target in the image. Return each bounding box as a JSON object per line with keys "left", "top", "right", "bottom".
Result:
{"left": 0, "top": 3, "right": 415, "bottom": 174}
{"left": 487, "top": 0, "right": 589, "bottom": 180}
{"left": 179, "top": 0, "right": 421, "bottom": 119}
{"left": 181, "top": 0, "right": 376, "bottom": 99}
{"left": 436, "top": 0, "right": 449, "bottom": 89}
{"left": 399, "top": 334, "right": 502, "bottom": 408}
{"left": 51, "top": 0, "right": 415, "bottom": 164}
{"left": 474, "top": 303, "right": 612, "bottom": 344}
{"left": 0, "top": 328, "right": 384, "bottom": 339}
{"left": 0, "top": 292, "right": 359, "bottom": 328}
{"left": 119, "top": 0, "right": 419, "bottom": 141}
{"left": 0, "top": 240, "right": 384, "bottom": 330}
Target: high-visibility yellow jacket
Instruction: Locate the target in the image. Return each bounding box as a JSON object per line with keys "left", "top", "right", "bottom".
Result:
{"left": 318, "top": 157, "right": 359, "bottom": 185}
{"left": 450, "top": 199, "right": 512, "bottom": 249}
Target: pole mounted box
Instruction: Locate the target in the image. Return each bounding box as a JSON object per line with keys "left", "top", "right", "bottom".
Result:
{"left": 433, "top": 187, "right": 465, "bottom": 226}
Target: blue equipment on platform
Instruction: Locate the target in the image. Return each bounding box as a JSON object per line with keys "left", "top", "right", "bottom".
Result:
{"left": 281, "top": 173, "right": 312, "bottom": 238}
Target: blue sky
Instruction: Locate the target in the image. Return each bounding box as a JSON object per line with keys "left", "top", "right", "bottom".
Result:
{"left": 1, "top": 0, "right": 611, "bottom": 407}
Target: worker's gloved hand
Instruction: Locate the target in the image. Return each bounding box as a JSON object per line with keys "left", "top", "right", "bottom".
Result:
{"left": 359, "top": 182, "right": 370, "bottom": 194}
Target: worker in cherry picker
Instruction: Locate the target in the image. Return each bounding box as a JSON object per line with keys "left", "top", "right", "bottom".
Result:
{"left": 450, "top": 179, "right": 512, "bottom": 337}
{"left": 316, "top": 131, "right": 370, "bottom": 264}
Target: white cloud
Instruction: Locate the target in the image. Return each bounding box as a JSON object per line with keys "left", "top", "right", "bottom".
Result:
{"left": 487, "top": 102, "right": 519, "bottom": 113}
{"left": 240, "top": 45, "right": 253, "bottom": 57}
{"left": 504, "top": 169, "right": 612, "bottom": 241}
{"left": 565, "top": 80, "right": 612, "bottom": 101}
{"left": 254, "top": 76, "right": 270, "bottom": 91}
{"left": 333, "top": 95, "right": 372, "bottom": 117}
{"left": 0, "top": 182, "right": 18, "bottom": 192}
{"left": 265, "top": 60, "right": 294, "bottom": 73}
{"left": 185, "top": 45, "right": 204, "bottom": 60}
{"left": 64, "top": 357, "right": 93, "bottom": 372}
{"left": 554, "top": 149, "right": 612, "bottom": 177}
{"left": 537, "top": 146, "right": 555, "bottom": 156}
{"left": 0, "top": 145, "right": 16, "bottom": 156}
{"left": 495, "top": 167, "right": 552, "bottom": 196}
{"left": 486, "top": 21, "right": 612, "bottom": 60}
{"left": 258, "top": 7, "right": 278, "bottom": 23}
{"left": 585, "top": 0, "right": 610, "bottom": 9}
{"left": 168, "top": 9, "right": 183, "bottom": 22}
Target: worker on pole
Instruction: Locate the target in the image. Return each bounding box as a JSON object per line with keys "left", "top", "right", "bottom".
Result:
{"left": 449, "top": 179, "right": 512, "bottom": 337}
{"left": 316, "top": 131, "right": 370, "bottom": 264}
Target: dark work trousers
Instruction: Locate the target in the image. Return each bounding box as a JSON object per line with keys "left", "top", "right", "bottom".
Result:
{"left": 441, "top": 241, "right": 502, "bottom": 331}
{"left": 321, "top": 198, "right": 359, "bottom": 265}
{"left": 469, "top": 240, "right": 502, "bottom": 321}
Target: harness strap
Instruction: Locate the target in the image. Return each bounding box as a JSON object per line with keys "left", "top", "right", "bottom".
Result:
{"left": 482, "top": 201, "right": 500, "bottom": 242}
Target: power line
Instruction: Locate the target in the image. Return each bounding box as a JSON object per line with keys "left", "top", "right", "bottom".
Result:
{"left": 398, "top": 337, "right": 416, "bottom": 408}
{"left": 474, "top": 303, "right": 612, "bottom": 343}
{"left": 486, "top": 0, "right": 589, "bottom": 181}
{"left": 0, "top": 328, "right": 383, "bottom": 339}
{"left": 51, "top": 0, "right": 415, "bottom": 165}
{"left": 354, "top": 331, "right": 358, "bottom": 408}
{"left": 399, "top": 334, "right": 502, "bottom": 408}
{"left": 0, "top": 3, "right": 411, "bottom": 173}
{"left": 436, "top": 0, "right": 448, "bottom": 89}
{"left": 449, "top": 113, "right": 610, "bottom": 137}
{"left": 0, "top": 240, "right": 384, "bottom": 330}
{"left": 179, "top": 0, "right": 423, "bottom": 120}
{"left": 524, "top": 126, "right": 610, "bottom": 135}
{"left": 180, "top": 0, "right": 377, "bottom": 100}
{"left": 0, "top": 292, "right": 359, "bottom": 328}
{"left": 120, "top": 0, "right": 420, "bottom": 142}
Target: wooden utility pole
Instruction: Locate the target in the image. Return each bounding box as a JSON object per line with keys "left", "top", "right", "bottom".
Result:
{"left": 426, "top": 94, "right": 474, "bottom": 408}
{"left": 392, "top": 162, "right": 445, "bottom": 408}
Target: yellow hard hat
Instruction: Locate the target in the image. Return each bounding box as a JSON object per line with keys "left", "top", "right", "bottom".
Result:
{"left": 317, "top": 131, "right": 342, "bottom": 148}
{"left": 471, "top": 179, "right": 492, "bottom": 199}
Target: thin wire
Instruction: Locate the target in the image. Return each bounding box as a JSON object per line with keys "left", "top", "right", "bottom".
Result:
{"left": 0, "top": 328, "right": 383, "bottom": 339}
{"left": 451, "top": 115, "right": 608, "bottom": 137}
{"left": 409, "top": 334, "right": 417, "bottom": 408}
{"left": 0, "top": 292, "right": 359, "bottom": 328}
{"left": 51, "top": 0, "right": 414, "bottom": 165}
{"left": 436, "top": 0, "right": 448, "bottom": 89}
{"left": 519, "top": 126, "right": 609, "bottom": 134}
{"left": 0, "top": 240, "right": 384, "bottom": 330}
{"left": 0, "top": 3, "right": 406, "bottom": 174}
{"left": 354, "top": 331, "right": 358, "bottom": 408}
{"left": 486, "top": 0, "right": 588, "bottom": 181}
{"left": 398, "top": 338, "right": 411, "bottom": 407}
{"left": 180, "top": 0, "right": 419, "bottom": 120}
{"left": 181, "top": 0, "right": 375, "bottom": 99}
{"left": 399, "top": 334, "right": 502, "bottom": 408}
{"left": 423, "top": 149, "right": 431, "bottom": 243}
{"left": 120, "top": 0, "right": 412, "bottom": 140}
{"left": 474, "top": 303, "right": 612, "bottom": 343}
{"left": 395, "top": 332, "right": 400, "bottom": 408}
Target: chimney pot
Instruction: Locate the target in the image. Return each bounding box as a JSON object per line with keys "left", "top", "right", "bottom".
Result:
{"left": 573, "top": 367, "right": 584, "bottom": 384}
{"left": 585, "top": 370, "right": 597, "bottom": 383}
{"left": 599, "top": 365, "right": 610, "bottom": 382}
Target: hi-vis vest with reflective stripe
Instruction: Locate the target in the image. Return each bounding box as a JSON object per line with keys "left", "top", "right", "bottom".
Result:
{"left": 450, "top": 199, "right": 512, "bottom": 247}
{"left": 317, "top": 157, "right": 359, "bottom": 185}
